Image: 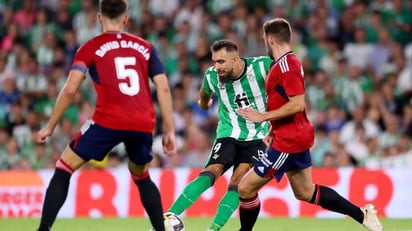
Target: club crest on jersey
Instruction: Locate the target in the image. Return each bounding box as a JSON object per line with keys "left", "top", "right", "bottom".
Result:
{"left": 246, "top": 66, "right": 255, "bottom": 79}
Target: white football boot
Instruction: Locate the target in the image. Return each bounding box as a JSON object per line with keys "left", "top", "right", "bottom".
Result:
{"left": 361, "top": 204, "right": 383, "bottom": 231}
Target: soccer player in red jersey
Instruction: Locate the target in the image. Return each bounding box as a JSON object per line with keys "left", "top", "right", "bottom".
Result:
{"left": 36, "top": 0, "right": 176, "bottom": 230}
{"left": 237, "top": 18, "right": 383, "bottom": 231}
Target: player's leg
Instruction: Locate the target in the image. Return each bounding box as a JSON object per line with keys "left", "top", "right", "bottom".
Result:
{"left": 237, "top": 147, "right": 297, "bottom": 231}
{"left": 38, "top": 121, "right": 121, "bottom": 231}
{"left": 126, "top": 131, "right": 166, "bottom": 231}
{"left": 208, "top": 163, "right": 250, "bottom": 231}
{"left": 237, "top": 168, "right": 271, "bottom": 231}
{"left": 286, "top": 150, "right": 383, "bottom": 231}
{"left": 128, "top": 161, "right": 165, "bottom": 231}
{"left": 37, "top": 146, "right": 86, "bottom": 231}
{"left": 287, "top": 167, "right": 365, "bottom": 224}
{"left": 209, "top": 139, "right": 266, "bottom": 231}
{"left": 168, "top": 163, "right": 224, "bottom": 215}
{"left": 168, "top": 138, "right": 234, "bottom": 215}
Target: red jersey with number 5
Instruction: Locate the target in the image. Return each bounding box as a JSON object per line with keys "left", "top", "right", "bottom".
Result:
{"left": 266, "top": 51, "right": 314, "bottom": 153}
{"left": 72, "top": 32, "right": 165, "bottom": 133}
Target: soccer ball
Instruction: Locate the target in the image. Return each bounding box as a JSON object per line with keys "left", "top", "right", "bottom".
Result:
{"left": 164, "top": 212, "right": 185, "bottom": 231}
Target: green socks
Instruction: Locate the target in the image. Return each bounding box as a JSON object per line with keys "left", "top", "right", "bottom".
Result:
{"left": 168, "top": 174, "right": 240, "bottom": 231}
{"left": 208, "top": 223, "right": 222, "bottom": 231}
{"left": 209, "top": 190, "right": 240, "bottom": 230}
{"left": 168, "top": 175, "right": 212, "bottom": 215}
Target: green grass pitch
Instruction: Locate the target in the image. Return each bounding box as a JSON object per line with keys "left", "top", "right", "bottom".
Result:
{"left": 2, "top": 217, "right": 411, "bottom": 231}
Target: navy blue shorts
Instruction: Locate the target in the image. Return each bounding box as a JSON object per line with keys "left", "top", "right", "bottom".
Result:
{"left": 69, "top": 119, "right": 153, "bottom": 164}
{"left": 253, "top": 147, "right": 312, "bottom": 182}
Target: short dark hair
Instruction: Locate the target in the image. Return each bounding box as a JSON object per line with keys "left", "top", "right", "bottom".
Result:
{"left": 99, "top": 0, "right": 127, "bottom": 19}
{"left": 263, "top": 18, "right": 292, "bottom": 44}
{"left": 210, "top": 39, "right": 238, "bottom": 53}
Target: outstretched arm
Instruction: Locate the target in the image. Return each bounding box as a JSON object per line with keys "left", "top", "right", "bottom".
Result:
{"left": 237, "top": 94, "right": 306, "bottom": 122}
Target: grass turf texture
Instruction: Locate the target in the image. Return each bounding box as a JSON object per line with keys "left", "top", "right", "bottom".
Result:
{"left": 2, "top": 218, "right": 411, "bottom": 231}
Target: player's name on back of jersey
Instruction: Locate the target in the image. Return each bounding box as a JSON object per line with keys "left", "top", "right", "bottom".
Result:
{"left": 96, "top": 40, "right": 150, "bottom": 60}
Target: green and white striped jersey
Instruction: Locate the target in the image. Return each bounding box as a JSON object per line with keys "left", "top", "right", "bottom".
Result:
{"left": 203, "top": 56, "right": 272, "bottom": 141}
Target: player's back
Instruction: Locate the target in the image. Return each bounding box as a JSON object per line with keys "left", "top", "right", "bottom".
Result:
{"left": 76, "top": 32, "right": 155, "bottom": 132}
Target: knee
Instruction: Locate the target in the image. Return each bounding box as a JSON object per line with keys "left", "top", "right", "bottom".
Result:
{"left": 199, "top": 171, "right": 217, "bottom": 186}
{"left": 293, "top": 190, "right": 313, "bottom": 202}
{"left": 128, "top": 161, "right": 147, "bottom": 176}
{"left": 238, "top": 182, "right": 255, "bottom": 198}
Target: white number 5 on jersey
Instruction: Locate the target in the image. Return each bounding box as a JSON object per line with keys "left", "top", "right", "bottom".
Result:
{"left": 114, "top": 57, "right": 140, "bottom": 96}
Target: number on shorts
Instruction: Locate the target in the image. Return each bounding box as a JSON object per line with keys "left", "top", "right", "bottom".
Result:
{"left": 213, "top": 142, "right": 222, "bottom": 153}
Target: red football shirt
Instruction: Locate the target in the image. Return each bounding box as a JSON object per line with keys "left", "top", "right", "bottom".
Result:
{"left": 266, "top": 51, "right": 314, "bottom": 153}
{"left": 72, "top": 32, "right": 165, "bottom": 133}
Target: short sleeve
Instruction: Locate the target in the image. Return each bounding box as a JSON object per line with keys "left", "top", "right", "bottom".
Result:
{"left": 148, "top": 46, "right": 166, "bottom": 78}
{"left": 282, "top": 60, "right": 305, "bottom": 96}
{"left": 202, "top": 68, "right": 214, "bottom": 95}
{"left": 72, "top": 43, "right": 93, "bottom": 72}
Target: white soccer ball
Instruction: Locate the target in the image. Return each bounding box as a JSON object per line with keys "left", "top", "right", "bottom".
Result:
{"left": 164, "top": 212, "right": 185, "bottom": 231}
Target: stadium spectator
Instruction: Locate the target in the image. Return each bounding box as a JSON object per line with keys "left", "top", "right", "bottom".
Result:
{"left": 382, "top": 0, "right": 412, "bottom": 45}
{"left": 0, "top": 127, "right": 12, "bottom": 169}
{"left": 0, "top": 78, "right": 20, "bottom": 116}
{"left": 12, "top": 0, "right": 36, "bottom": 34}
{"left": 72, "top": 0, "right": 100, "bottom": 44}
{"left": 402, "top": 104, "right": 412, "bottom": 138}
{"left": 366, "top": 27, "right": 393, "bottom": 79}
{"left": 311, "top": 125, "right": 330, "bottom": 167}
{"left": 3, "top": 137, "right": 21, "bottom": 169}
{"left": 181, "top": 125, "right": 211, "bottom": 168}
{"left": 343, "top": 27, "right": 374, "bottom": 72}
{"left": 1, "top": 23, "right": 20, "bottom": 54}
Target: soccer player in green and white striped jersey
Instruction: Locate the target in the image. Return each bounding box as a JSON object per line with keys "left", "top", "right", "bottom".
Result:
{"left": 166, "top": 39, "right": 272, "bottom": 231}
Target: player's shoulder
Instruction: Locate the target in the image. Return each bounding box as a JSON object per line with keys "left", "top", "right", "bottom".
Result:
{"left": 244, "top": 56, "right": 272, "bottom": 64}
{"left": 276, "top": 53, "right": 301, "bottom": 71}
{"left": 282, "top": 53, "right": 301, "bottom": 64}
{"left": 244, "top": 56, "right": 273, "bottom": 71}
{"left": 204, "top": 66, "right": 217, "bottom": 75}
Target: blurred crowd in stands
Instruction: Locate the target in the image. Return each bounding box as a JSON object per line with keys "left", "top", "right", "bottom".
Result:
{"left": 0, "top": 0, "right": 411, "bottom": 170}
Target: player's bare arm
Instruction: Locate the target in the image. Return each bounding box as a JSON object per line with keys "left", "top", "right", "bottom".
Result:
{"left": 237, "top": 94, "right": 306, "bottom": 122}
{"left": 262, "top": 124, "right": 273, "bottom": 147}
{"left": 37, "top": 69, "right": 84, "bottom": 144}
{"left": 153, "top": 73, "right": 177, "bottom": 155}
{"left": 198, "top": 86, "right": 213, "bottom": 110}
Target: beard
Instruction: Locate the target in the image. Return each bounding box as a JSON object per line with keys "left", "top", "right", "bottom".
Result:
{"left": 218, "top": 68, "right": 235, "bottom": 84}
